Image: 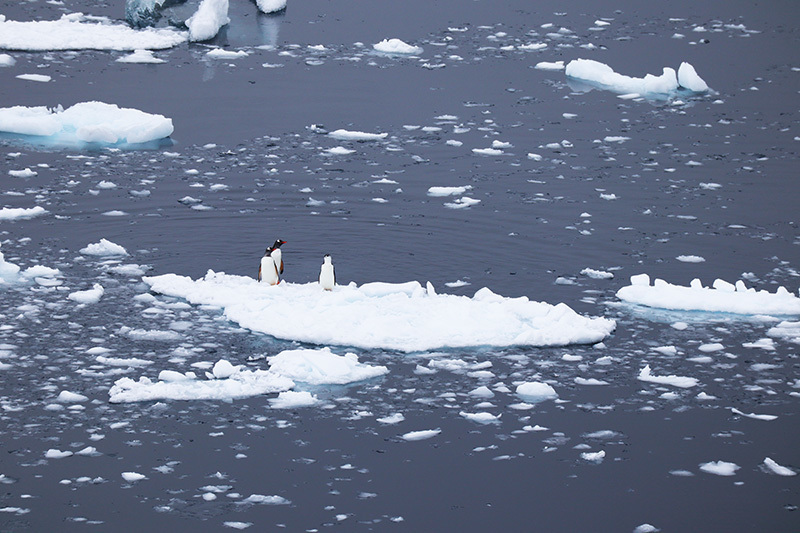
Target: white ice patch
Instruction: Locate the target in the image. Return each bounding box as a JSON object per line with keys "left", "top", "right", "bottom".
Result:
{"left": 676, "top": 255, "right": 705, "bottom": 263}
{"left": 116, "top": 49, "right": 165, "bottom": 64}
{"left": 565, "top": 59, "right": 709, "bottom": 96}
{"left": 267, "top": 347, "right": 388, "bottom": 385}
{"left": 638, "top": 365, "right": 698, "bottom": 388}
{"left": 68, "top": 283, "right": 104, "bottom": 304}
{"left": 255, "top": 0, "right": 287, "bottom": 14}
{"left": 443, "top": 197, "right": 481, "bottom": 209}
{"left": 186, "top": 0, "right": 230, "bottom": 42}
{"left": 763, "top": 457, "right": 796, "bottom": 476}
{"left": 0, "top": 206, "right": 48, "bottom": 221}
{"left": 617, "top": 274, "right": 800, "bottom": 316}
{"left": 143, "top": 272, "right": 616, "bottom": 352}
{"left": 535, "top": 61, "right": 564, "bottom": 71}
{"left": 581, "top": 268, "right": 613, "bottom": 279}
{"left": 0, "top": 102, "right": 173, "bottom": 145}
{"left": 515, "top": 382, "right": 558, "bottom": 401}
{"left": 205, "top": 48, "right": 248, "bottom": 59}
{"left": 767, "top": 321, "right": 800, "bottom": 344}
{"left": 108, "top": 360, "right": 294, "bottom": 403}
{"left": 699, "top": 460, "right": 740, "bottom": 476}
{"left": 80, "top": 239, "right": 128, "bottom": 256}
{"left": 373, "top": 39, "right": 423, "bottom": 55}
{"left": 401, "top": 429, "right": 441, "bottom": 441}
{"left": 427, "top": 186, "right": 472, "bottom": 197}
{"left": 269, "top": 390, "right": 319, "bottom": 409}
{"left": 460, "top": 411, "right": 500, "bottom": 424}
{"left": 16, "top": 74, "right": 51, "bottom": 83}
{"left": 0, "top": 13, "right": 187, "bottom": 51}
{"left": 730, "top": 408, "right": 777, "bottom": 421}
{"left": 328, "top": 129, "right": 388, "bottom": 141}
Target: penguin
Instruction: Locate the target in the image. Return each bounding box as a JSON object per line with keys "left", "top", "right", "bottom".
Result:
{"left": 319, "top": 254, "right": 335, "bottom": 291}
{"left": 258, "top": 239, "right": 286, "bottom": 285}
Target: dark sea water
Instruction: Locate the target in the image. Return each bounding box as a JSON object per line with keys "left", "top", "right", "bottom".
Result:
{"left": 1, "top": 0, "right": 799, "bottom": 531}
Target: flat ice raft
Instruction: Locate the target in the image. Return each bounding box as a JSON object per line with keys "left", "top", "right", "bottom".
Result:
{"left": 617, "top": 274, "right": 800, "bottom": 316}
{"left": 0, "top": 102, "right": 173, "bottom": 145}
{"left": 143, "top": 271, "right": 616, "bottom": 352}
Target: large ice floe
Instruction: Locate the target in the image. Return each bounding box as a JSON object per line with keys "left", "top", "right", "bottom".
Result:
{"left": 0, "top": 102, "right": 173, "bottom": 146}
{"left": 0, "top": 13, "right": 187, "bottom": 51}
{"left": 143, "top": 271, "right": 616, "bottom": 352}
{"left": 617, "top": 274, "right": 800, "bottom": 316}
{"left": 565, "top": 59, "right": 709, "bottom": 96}
{"left": 109, "top": 348, "right": 387, "bottom": 403}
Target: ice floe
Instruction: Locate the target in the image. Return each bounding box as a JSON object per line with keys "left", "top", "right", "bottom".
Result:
{"left": 565, "top": 59, "right": 709, "bottom": 96}
{"left": 116, "top": 49, "right": 165, "bottom": 64}
{"left": 0, "top": 206, "right": 48, "bottom": 221}
{"left": 68, "top": 283, "right": 105, "bottom": 305}
{"left": 267, "top": 347, "right": 388, "bottom": 385}
{"left": 638, "top": 365, "right": 698, "bottom": 388}
{"left": 762, "top": 457, "right": 796, "bottom": 476}
{"left": 373, "top": 39, "right": 423, "bottom": 56}
{"left": 143, "top": 271, "right": 616, "bottom": 352}
{"left": 0, "top": 102, "right": 173, "bottom": 146}
{"left": 186, "top": 0, "right": 230, "bottom": 42}
{"left": 401, "top": 429, "right": 441, "bottom": 441}
{"left": 80, "top": 239, "right": 128, "bottom": 257}
{"left": 328, "top": 129, "right": 388, "bottom": 141}
{"left": 767, "top": 321, "right": 800, "bottom": 343}
{"left": 515, "top": 382, "right": 558, "bottom": 401}
{"left": 617, "top": 274, "right": 800, "bottom": 316}
{"left": 0, "top": 13, "right": 187, "bottom": 51}
{"left": 699, "top": 460, "right": 740, "bottom": 476}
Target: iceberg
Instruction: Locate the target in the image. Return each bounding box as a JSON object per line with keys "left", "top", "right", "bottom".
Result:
{"left": 565, "top": 59, "right": 709, "bottom": 96}
{"left": 256, "top": 0, "right": 287, "bottom": 14}
{"left": 186, "top": 0, "right": 229, "bottom": 42}
{"left": 617, "top": 274, "right": 800, "bottom": 316}
{"left": 0, "top": 13, "right": 187, "bottom": 51}
{"left": 0, "top": 102, "right": 173, "bottom": 146}
{"left": 143, "top": 271, "right": 616, "bottom": 352}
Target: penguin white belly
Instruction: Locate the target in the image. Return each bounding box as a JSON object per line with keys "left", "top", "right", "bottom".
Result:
{"left": 260, "top": 255, "right": 279, "bottom": 285}
{"left": 271, "top": 248, "right": 283, "bottom": 274}
{"left": 319, "top": 261, "right": 335, "bottom": 290}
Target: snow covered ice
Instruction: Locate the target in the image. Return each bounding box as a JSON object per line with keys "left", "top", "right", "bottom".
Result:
{"left": 143, "top": 271, "right": 616, "bottom": 351}
{"left": 186, "top": 0, "right": 230, "bottom": 42}
{"left": 373, "top": 38, "right": 423, "bottom": 55}
{"left": 0, "top": 13, "right": 187, "bottom": 51}
{"left": 617, "top": 274, "right": 800, "bottom": 316}
{"left": 0, "top": 102, "right": 174, "bottom": 146}
{"left": 565, "top": 59, "right": 709, "bottom": 96}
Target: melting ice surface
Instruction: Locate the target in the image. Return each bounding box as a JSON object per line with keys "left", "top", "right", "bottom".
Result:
{"left": 0, "top": 102, "right": 173, "bottom": 146}
{"left": 0, "top": 13, "right": 187, "bottom": 51}
{"left": 143, "top": 271, "right": 616, "bottom": 351}
{"left": 565, "top": 59, "right": 709, "bottom": 97}
{"left": 617, "top": 274, "right": 800, "bottom": 316}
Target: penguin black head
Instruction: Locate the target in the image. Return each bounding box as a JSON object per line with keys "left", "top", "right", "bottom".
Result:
{"left": 323, "top": 254, "right": 331, "bottom": 259}
{"left": 273, "top": 239, "right": 287, "bottom": 249}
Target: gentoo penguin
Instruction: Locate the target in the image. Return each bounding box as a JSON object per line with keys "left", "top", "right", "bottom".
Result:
{"left": 258, "top": 239, "right": 286, "bottom": 285}
{"left": 319, "top": 254, "right": 335, "bottom": 291}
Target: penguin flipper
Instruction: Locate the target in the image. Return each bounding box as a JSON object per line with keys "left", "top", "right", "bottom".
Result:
{"left": 258, "top": 264, "right": 262, "bottom": 282}
{"left": 280, "top": 260, "right": 284, "bottom": 274}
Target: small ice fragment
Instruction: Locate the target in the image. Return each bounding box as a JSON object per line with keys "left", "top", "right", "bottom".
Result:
{"left": 401, "top": 429, "right": 441, "bottom": 441}
{"left": 699, "top": 461, "right": 739, "bottom": 476}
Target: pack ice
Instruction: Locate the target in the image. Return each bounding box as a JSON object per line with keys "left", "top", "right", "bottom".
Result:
{"left": 0, "top": 13, "right": 187, "bottom": 51}
{"left": 565, "top": 59, "right": 709, "bottom": 96}
{"left": 143, "top": 271, "right": 616, "bottom": 352}
{"left": 0, "top": 102, "right": 173, "bottom": 145}
{"left": 617, "top": 274, "right": 800, "bottom": 316}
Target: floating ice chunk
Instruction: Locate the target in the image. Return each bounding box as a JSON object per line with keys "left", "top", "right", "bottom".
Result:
{"left": 676, "top": 255, "right": 705, "bottom": 263}
{"left": 68, "top": 283, "right": 104, "bottom": 304}
{"left": 520, "top": 43, "right": 547, "bottom": 51}
{"left": 0, "top": 13, "right": 187, "bottom": 51}
{"left": 575, "top": 377, "right": 608, "bottom": 386}
{"left": 730, "top": 408, "right": 777, "bottom": 421}
{"left": 444, "top": 196, "right": 481, "bottom": 209}
{"left": 239, "top": 494, "right": 290, "bottom": 505}
{"left": 566, "top": 58, "right": 679, "bottom": 95}
{"left": 535, "top": 61, "right": 564, "bottom": 71}
{"left": 767, "top": 321, "right": 800, "bottom": 343}
{"left": 633, "top": 525, "right": 659, "bottom": 533}
{"left": 269, "top": 390, "right": 318, "bottom": 409}
{"left": 401, "top": 429, "right": 441, "bottom": 441}
{"left": 377, "top": 413, "right": 405, "bottom": 425}
{"left": 652, "top": 345, "right": 678, "bottom": 356}
{"left": 698, "top": 343, "right": 724, "bottom": 352}
{"left": 373, "top": 39, "right": 423, "bottom": 55}
{"left": 9, "top": 168, "right": 37, "bottom": 178}
{"left": 516, "top": 382, "right": 557, "bottom": 401}
{"left": 699, "top": 461, "right": 739, "bottom": 476}
{"left": 0, "top": 206, "right": 48, "bottom": 221}
{"left": 267, "top": 347, "right": 388, "bottom": 385}
{"left": 205, "top": 48, "right": 248, "bottom": 59}
{"left": 212, "top": 359, "right": 237, "bottom": 379}
{"left": 328, "top": 129, "right": 388, "bottom": 141}
{"left": 742, "top": 338, "right": 775, "bottom": 351}
{"left": 45, "top": 449, "right": 73, "bottom": 459}
{"left": 427, "top": 186, "right": 473, "bottom": 197}
{"left": 144, "top": 273, "right": 616, "bottom": 352}
{"left": 122, "top": 327, "right": 182, "bottom": 342}
{"left": 617, "top": 275, "right": 800, "bottom": 316}
{"left": 186, "top": 0, "right": 230, "bottom": 42}
{"left": 224, "top": 522, "right": 252, "bottom": 530}
{"left": 255, "top": 0, "right": 287, "bottom": 14}
{"left": 763, "top": 457, "right": 796, "bottom": 476}
{"left": 16, "top": 74, "right": 51, "bottom": 83}
{"left": 107, "top": 264, "right": 148, "bottom": 276}
{"left": 677, "top": 62, "right": 709, "bottom": 92}
{"left": 121, "top": 472, "right": 146, "bottom": 482}
{"left": 57, "top": 391, "right": 88, "bottom": 403}
{"left": 603, "top": 136, "right": 630, "bottom": 143}
{"left": 97, "top": 355, "right": 152, "bottom": 367}
{"left": 0, "top": 102, "right": 173, "bottom": 145}
{"left": 581, "top": 450, "right": 605, "bottom": 462}
{"left": 80, "top": 239, "right": 128, "bottom": 256}
{"left": 581, "top": 268, "right": 613, "bottom": 279}
{"left": 469, "top": 385, "right": 494, "bottom": 398}
{"left": 472, "top": 147, "right": 504, "bottom": 156}
{"left": 638, "top": 365, "right": 698, "bottom": 388}
{"left": 109, "top": 361, "right": 294, "bottom": 403}
{"left": 460, "top": 411, "right": 501, "bottom": 424}
{"left": 324, "top": 146, "right": 355, "bottom": 155}
{"left": 0, "top": 53, "right": 16, "bottom": 66}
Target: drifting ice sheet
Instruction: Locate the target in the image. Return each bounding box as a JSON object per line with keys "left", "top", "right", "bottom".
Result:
{"left": 0, "top": 102, "right": 173, "bottom": 146}
{"left": 617, "top": 274, "right": 800, "bottom": 316}
{"left": 143, "top": 271, "right": 616, "bottom": 352}
{"left": 0, "top": 13, "right": 187, "bottom": 51}
{"left": 565, "top": 58, "right": 709, "bottom": 95}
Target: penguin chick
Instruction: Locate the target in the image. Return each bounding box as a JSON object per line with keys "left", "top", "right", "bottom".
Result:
{"left": 319, "top": 254, "right": 335, "bottom": 291}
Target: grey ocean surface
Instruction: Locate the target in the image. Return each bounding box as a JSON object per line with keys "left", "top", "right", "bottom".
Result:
{"left": 0, "top": 0, "right": 798, "bottom": 531}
